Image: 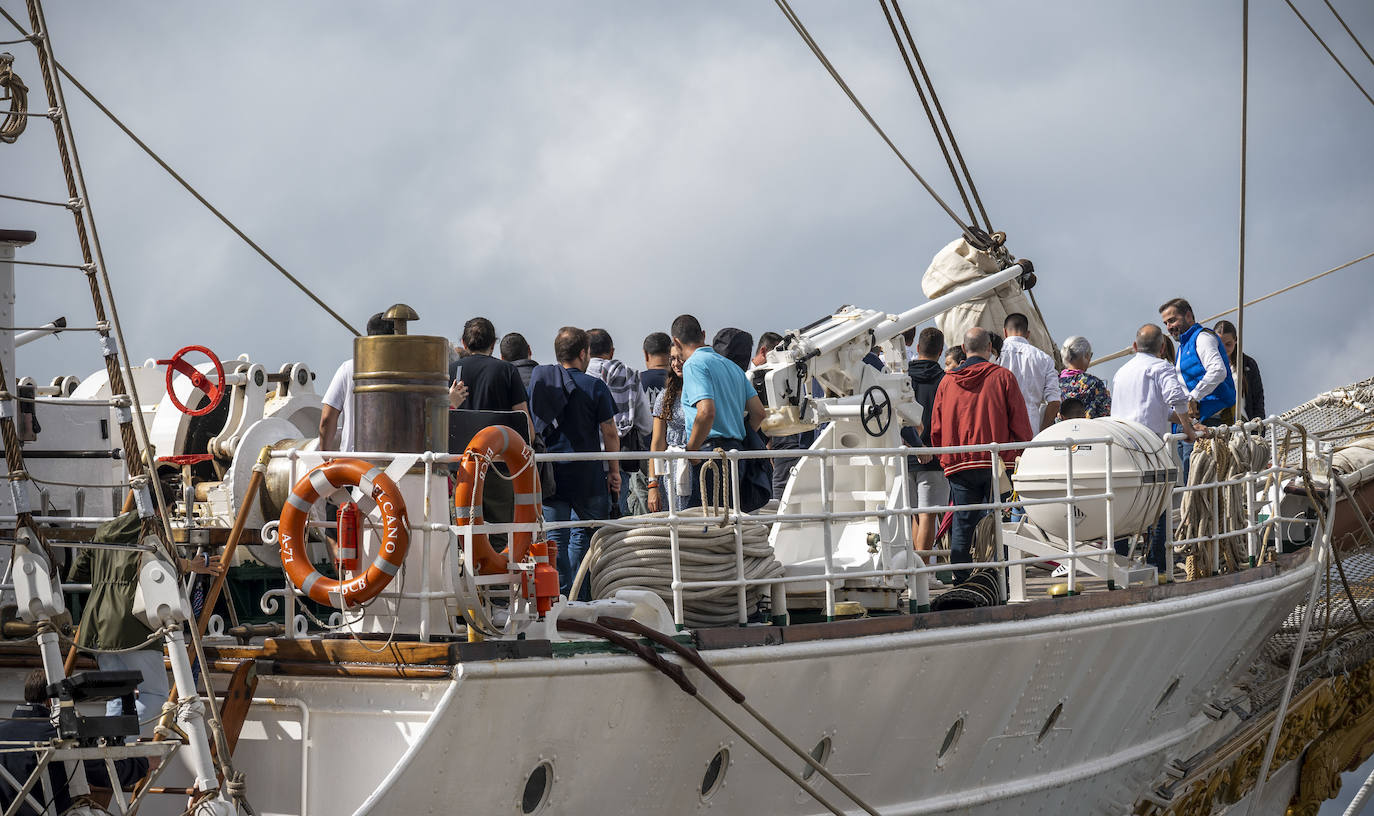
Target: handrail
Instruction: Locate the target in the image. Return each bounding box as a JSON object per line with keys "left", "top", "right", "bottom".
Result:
{"left": 246, "top": 416, "right": 1320, "bottom": 633}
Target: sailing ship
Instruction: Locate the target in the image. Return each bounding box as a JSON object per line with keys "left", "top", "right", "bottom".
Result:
{"left": 0, "top": 2, "right": 1372, "bottom": 815}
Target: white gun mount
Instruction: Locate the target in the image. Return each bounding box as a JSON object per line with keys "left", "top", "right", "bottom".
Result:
{"left": 757, "top": 261, "right": 1030, "bottom": 440}
{"left": 757, "top": 261, "right": 1032, "bottom": 613}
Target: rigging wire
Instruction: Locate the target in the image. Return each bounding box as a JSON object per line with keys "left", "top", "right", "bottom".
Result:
{"left": 1322, "top": 0, "right": 1374, "bottom": 71}
{"left": 1087, "top": 250, "right": 1374, "bottom": 369}
{"left": 877, "top": 0, "right": 978, "bottom": 230}
{"left": 0, "top": 5, "right": 361, "bottom": 337}
{"left": 772, "top": 0, "right": 986, "bottom": 248}
{"left": 887, "top": 0, "right": 993, "bottom": 233}
{"left": 0, "top": 191, "right": 68, "bottom": 207}
{"left": 1237, "top": 0, "right": 1249, "bottom": 418}
{"left": 1283, "top": 0, "right": 1374, "bottom": 109}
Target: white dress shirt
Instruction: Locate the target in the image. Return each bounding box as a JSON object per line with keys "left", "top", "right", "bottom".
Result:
{"left": 998, "top": 335, "right": 1061, "bottom": 432}
{"left": 1111, "top": 352, "right": 1190, "bottom": 436}
{"left": 1179, "top": 328, "right": 1229, "bottom": 402}
{"left": 321, "top": 359, "right": 355, "bottom": 451}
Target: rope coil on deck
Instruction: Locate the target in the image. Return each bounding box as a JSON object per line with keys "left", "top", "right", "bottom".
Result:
{"left": 571, "top": 509, "right": 783, "bottom": 628}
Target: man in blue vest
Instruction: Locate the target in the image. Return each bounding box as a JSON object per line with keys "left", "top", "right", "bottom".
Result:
{"left": 1159, "top": 298, "right": 1236, "bottom": 426}
{"left": 1160, "top": 298, "right": 1237, "bottom": 477}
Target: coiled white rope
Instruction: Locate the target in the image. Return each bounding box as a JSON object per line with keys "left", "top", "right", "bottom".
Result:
{"left": 570, "top": 509, "right": 783, "bottom": 629}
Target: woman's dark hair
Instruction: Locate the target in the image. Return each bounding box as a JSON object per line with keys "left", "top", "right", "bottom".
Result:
{"left": 1213, "top": 320, "right": 1239, "bottom": 365}
{"left": 659, "top": 363, "right": 683, "bottom": 419}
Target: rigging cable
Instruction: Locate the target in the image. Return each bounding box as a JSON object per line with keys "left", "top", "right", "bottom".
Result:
{"left": 1086, "top": 249, "right": 1374, "bottom": 370}
{"left": 1323, "top": 0, "right": 1374, "bottom": 70}
{"left": 772, "top": 0, "right": 989, "bottom": 249}
{"left": 1237, "top": 0, "right": 1249, "bottom": 418}
{"left": 877, "top": 0, "right": 977, "bottom": 230}
{"left": 1282, "top": 0, "right": 1374, "bottom": 109}
{"left": 0, "top": 5, "right": 360, "bottom": 337}
{"left": 885, "top": 0, "right": 994, "bottom": 233}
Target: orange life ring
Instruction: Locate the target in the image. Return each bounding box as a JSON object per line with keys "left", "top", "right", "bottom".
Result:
{"left": 454, "top": 425, "right": 539, "bottom": 574}
{"left": 278, "top": 458, "right": 409, "bottom": 607}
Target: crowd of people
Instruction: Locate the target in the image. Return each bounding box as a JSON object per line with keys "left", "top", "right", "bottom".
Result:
{"left": 921, "top": 297, "right": 1265, "bottom": 579}
{"left": 319, "top": 295, "right": 1266, "bottom": 595}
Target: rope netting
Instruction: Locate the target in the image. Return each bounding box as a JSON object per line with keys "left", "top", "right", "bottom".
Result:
{"left": 1269, "top": 376, "right": 1374, "bottom": 469}
{"left": 1232, "top": 377, "right": 1374, "bottom": 709}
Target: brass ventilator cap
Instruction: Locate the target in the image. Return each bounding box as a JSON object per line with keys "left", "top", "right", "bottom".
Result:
{"left": 383, "top": 303, "right": 420, "bottom": 335}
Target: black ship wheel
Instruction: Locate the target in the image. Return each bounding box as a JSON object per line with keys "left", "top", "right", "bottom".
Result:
{"left": 860, "top": 385, "right": 892, "bottom": 438}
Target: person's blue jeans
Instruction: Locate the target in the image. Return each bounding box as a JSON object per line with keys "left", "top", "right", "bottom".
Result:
{"left": 99, "top": 649, "right": 169, "bottom": 739}
{"left": 947, "top": 469, "right": 993, "bottom": 565}
{"left": 545, "top": 492, "right": 612, "bottom": 601}
{"left": 687, "top": 437, "right": 744, "bottom": 510}
{"left": 1113, "top": 511, "right": 1169, "bottom": 572}
{"left": 1177, "top": 439, "right": 1194, "bottom": 483}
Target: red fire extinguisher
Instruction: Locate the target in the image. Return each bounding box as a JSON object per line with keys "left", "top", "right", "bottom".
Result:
{"left": 529, "top": 540, "right": 560, "bottom": 616}
{"left": 337, "top": 502, "right": 360, "bottom": 573}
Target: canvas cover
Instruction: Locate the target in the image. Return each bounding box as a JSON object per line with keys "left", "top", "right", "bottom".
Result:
{"left": 922, "top": 237, "right": 1058, "bottom": 364}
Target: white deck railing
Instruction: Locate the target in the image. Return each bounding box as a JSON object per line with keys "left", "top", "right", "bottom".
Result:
{"left": 236, "top": 415, "right": 1333, "bottom": 637}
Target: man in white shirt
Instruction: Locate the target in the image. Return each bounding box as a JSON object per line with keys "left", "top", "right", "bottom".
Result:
{"left": 319, "top": 312, "right": 467, "bottom": 451}
{"left": 997, "top": 313, "right": 1061, "bottom": 433}
{"left": 1111, "top": 323, "right": 1196, "bottom": 573}
{"left": 320, "top": 313, "right": 395, "bottom": 451}
{"left": 1111, "top": 324, "right": 1197, "bottom": 440}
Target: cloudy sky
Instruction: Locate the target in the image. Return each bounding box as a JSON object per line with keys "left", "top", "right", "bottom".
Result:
{"left": 2, "top": 1, "right": 1371, "bottom": 416}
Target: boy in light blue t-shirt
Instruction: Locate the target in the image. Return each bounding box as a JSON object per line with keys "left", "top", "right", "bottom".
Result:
{"left": 669, "top": 314, "right": 765, "bottom": 509}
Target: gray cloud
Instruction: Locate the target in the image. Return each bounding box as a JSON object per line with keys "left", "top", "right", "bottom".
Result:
{"left": 1, "top": 0, "right": 1371, "bottom": 415}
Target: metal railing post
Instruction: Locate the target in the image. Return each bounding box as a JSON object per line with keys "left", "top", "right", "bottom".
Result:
{"left": 728, "top": 453, "right": 747, "bottom": 625}
{"left": 1104, "top": 441, "right": 1117, "bottom": 588}
{"left": 1245, "top": 466, "right": 1259, "bottom": 567}
{"left": 990, "top": 443, "right": 1007, "bottom": 602}
{"left": 1064, "top": 441, "right": 1078, "bottom": 596}
{"left": 1268, "top": 420, "right": 1282, "bottom": 556}
{"left": 286, "top": 448, "right": 299, "bottom": 637}
{"left": 665, "top": 457, "right": 685, "bottom": 629}
{"left": 1210, "top": 466, "right": 1222, "bottom": 575}
{"left": 898, "top": 448, "right": 927, "bottom": 613}
{"left": 419, "top": 452, "right": 433, "bottom": 641}
{"left": 820, "top": 451, "right": 837, "bottom": 621}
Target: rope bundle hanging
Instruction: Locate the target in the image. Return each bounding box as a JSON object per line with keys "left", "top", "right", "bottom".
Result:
{"left": 1176, "top": 430, "right": 1269, "bottom": 579}
{"left": 0, "top": 51, "right": 26, "bottom": 144}
{"left": 570, "top": 510, "right": 784, "bottom": 629}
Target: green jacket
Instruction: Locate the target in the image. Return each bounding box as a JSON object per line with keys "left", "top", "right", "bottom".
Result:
{"left": 68, "top": 511, "right": 159, "bottom": 652}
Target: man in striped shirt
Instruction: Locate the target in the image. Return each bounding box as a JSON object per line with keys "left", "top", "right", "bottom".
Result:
{"left": 586, "top": 329, "right": 653, "bottom": 511}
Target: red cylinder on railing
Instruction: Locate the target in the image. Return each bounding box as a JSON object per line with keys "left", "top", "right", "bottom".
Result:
{"left": 337, "top": 502, "right": 360, "bottom": 573}
{"left": 530, "top": 540, "right": 560, "bottom": 616}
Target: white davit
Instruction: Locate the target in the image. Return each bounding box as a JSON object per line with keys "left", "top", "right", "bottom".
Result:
{"left": 1012, "top": 417, "right": 1179, "bottom": 543}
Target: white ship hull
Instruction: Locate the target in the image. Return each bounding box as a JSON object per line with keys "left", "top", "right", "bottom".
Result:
{"left": 192, "top": 554, "right": 1314, "bottom": 816}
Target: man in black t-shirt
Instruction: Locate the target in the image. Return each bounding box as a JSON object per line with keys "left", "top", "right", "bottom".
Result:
{"left": 451, "top": 317, "right": 532, "bottom": 548}
{"left": 625, "top": 332, "right": 672, "bottom": 514}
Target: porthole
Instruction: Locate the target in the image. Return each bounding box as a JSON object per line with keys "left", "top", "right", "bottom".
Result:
{"left": 938, "top": 717, "right": 964, "bottom": 759}
{"left": 701, "top": 747, "right": 729, "bottom": 800}
{"left": 1156, "top": 677, "right": 1181, "bottom": 711}
{"left": 1037, "top": 702, "right": 1064, "bottom": 743}
{"left": 801, "top": 736, "right": 832, "bottom": 781}
{"left": 520, "top": 761, "right": 553, "bottom": 814}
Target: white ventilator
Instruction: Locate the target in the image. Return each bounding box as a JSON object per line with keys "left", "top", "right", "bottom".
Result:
{"left": 1012, "top": 417, "right": 1179, "bottom": 543}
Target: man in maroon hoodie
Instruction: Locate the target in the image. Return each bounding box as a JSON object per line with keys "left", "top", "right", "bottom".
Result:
{"left": 930, "top": 328, "right": 1034, "bottom": 566}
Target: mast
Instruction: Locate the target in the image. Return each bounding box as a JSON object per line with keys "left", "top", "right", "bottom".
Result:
{"left": 1236, "top": 0, "right": 1249, "bottom": 420}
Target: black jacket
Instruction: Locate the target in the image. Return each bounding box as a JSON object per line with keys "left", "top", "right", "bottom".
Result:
{"left": 1237, "top": 353, "right": 1264, "bottom": 421}
{"left": 902, "top": 358, "right": 945, "bottom": 472}
{"left": 0, "top": 704, "right": 149, "bottom": 815}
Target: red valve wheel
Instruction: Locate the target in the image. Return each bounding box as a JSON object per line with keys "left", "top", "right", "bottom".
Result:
{"left": 157, "top": 345, "right": 225, "bottom": 417}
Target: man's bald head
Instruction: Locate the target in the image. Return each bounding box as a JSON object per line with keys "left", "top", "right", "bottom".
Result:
{"left": 964, "top": 327, "right": 992, "bottom": 355}
{"left": 1134, "top": 323, "right": 1165, "bottom": 356}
